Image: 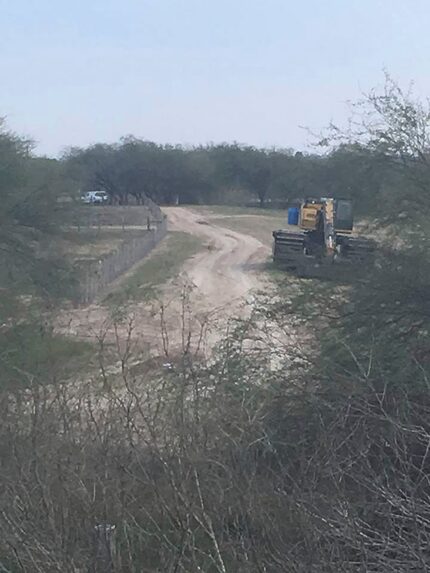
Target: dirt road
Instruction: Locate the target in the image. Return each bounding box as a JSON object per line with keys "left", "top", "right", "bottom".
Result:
{"left": 164, "top": 207, "right": 268, "bottom": 310}
{"left": 56, "top": 207, "right": 270, "bottom": 356}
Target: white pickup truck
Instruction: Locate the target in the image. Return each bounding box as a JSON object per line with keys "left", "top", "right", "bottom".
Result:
{"left": 81, "top": 191, "right": 109, "bottom": 204}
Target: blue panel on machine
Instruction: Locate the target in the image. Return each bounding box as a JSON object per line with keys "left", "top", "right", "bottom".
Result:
{"left": 287, "top": 207, "right": 299, "bottom": 225}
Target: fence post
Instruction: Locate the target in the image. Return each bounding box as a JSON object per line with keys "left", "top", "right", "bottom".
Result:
{"left": 92, "top": 524, "right": 116, "bottom": 573}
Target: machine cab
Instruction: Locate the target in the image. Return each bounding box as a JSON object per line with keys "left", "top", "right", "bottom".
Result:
{"left": 334, "top": 199, "right": 353, "bottom": 233}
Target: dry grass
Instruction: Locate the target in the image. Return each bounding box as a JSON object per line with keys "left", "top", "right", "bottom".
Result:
{"left": 190, "top": 204, "right": 286, "bottom": 218}
{"left": 60, "top": 228, "right": 147, "bottom": 260}
{"left": 187, "top": 205, "right": 289, "bottom": 247}
{"left": 104, "top": 231, "right": 203, "bottom": 306}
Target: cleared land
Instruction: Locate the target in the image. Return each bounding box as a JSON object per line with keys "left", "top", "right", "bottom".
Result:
{"left": 191, "top": 206, "right": 286, "bottom": 243}
{"left": 56, "top": 206, "right": 277, "bottom": 355}
{"left": 189, "top": 206, "right": 287, "bottom": 247}
{"left": 190, "top": 205, "right": 286, "bottom": 217}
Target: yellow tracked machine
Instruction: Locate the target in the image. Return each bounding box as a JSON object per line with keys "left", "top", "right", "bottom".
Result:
{"left": 272, "top": 198, "right": 375, "bottom": 274}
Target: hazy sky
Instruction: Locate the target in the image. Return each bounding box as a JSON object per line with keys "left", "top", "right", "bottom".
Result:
{"left": 1, "top": 0, "right": 430, "bottom": 156}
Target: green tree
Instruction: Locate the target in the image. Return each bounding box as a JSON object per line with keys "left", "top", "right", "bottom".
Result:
{"left": 321, "top": 74, "right": 430, "bottom": 220}
{"left": 0, "top": 119, "right": 72, "bottom": 302}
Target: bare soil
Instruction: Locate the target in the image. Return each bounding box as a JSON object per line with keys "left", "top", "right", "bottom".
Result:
{"left": 55, "top": 207, "right": 272, "bottom": 356}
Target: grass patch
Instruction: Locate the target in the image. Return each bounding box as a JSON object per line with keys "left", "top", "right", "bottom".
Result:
{"left": 0, "top": 324, "right": 93, "bottom": 389}
{"left": 0, "top": 290, "right": 25, "bottom": 323}
{"left": 61, "top": 228, "right": 147, "bottom": 260}
{"left": 211, "top": 215, "right": 287, "bottom": 247}
{"left": 185, "top": 205, "right": 289, "bottom": 247}
{"left": 189, "top": 204, "right": 286, "bottom": 218}
{"left": 104, "top": 231, "right": 203, "bottom": 307}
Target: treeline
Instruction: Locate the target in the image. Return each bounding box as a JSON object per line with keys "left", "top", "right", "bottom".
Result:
{"left": 62, "top": 77, "right": 428, "bottom": 223}
{"left": 64, "top": 138, "right": 388, "bottom": 215}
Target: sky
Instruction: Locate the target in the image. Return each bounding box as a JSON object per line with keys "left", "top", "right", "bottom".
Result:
{"left": 1, "top": 0, "right": 430, "bottom": 156}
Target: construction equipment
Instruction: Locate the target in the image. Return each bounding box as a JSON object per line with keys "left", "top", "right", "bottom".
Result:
{"left": 272, "top": 198, "right": 375, "bottom": 274}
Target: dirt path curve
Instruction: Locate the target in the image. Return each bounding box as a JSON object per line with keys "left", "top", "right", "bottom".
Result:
{"left": 164, "top": 207, "right": 268, "bottom": 312}
{"left": 56, "top": 207, "right": 270, "bottom": 356}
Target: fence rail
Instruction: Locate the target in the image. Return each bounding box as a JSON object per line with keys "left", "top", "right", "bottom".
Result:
{"left": 74, "top": 217, "right": 167, "bottom": 305}
{"left": 72, "top": 200, "right": 168, "bottom": 305}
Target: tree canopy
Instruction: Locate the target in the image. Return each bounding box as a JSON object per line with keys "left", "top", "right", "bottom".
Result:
{"left": 0, "top": 120, "right": 74, "bottom": 305}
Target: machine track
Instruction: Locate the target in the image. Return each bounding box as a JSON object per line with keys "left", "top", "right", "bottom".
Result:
{"left": 272, "top": 230, "right": 305, "bottom": 267}
{"left": 273, "top": 230, "right": 377, "bottom": 276}
{"left": 341, "top": 236, "right": 377, "bottom": 263}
